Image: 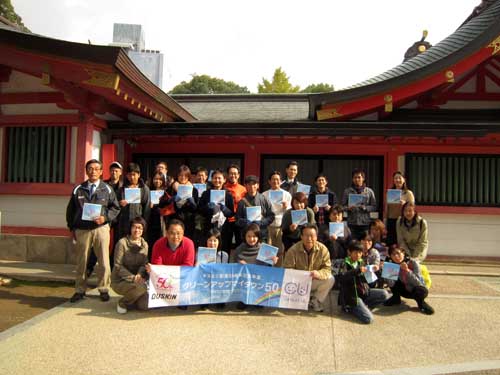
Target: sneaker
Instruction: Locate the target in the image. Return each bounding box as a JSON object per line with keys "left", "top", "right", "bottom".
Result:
{"left": 116, "top": 302, "right": 127, "bottom": 314}
{"left": 383, "top": 295, "right": 401, "bottom": 306}
{"left": 70, "top": 292, "right": 85, "bottom": 303}
{"left": 309, "top": 298, "right": 323, "bottom": 312}
{"left": 99, "top": 291, "right": 110, "bottom": 302}
{"left": 419, "top": 301, "right": 435, "bottom": 315}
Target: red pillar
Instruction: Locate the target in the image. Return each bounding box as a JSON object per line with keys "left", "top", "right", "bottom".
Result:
{"left": 102, "top": 143, "right": 118, "bottom": 180}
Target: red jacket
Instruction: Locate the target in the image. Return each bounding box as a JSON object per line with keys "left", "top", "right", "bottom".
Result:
{"left": 151, "top": 237, "right": 195, "bottom": 266}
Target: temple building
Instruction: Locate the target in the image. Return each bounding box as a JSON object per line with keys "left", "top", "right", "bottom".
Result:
{"left": 1, "top": 1, "right": 500, "bottom": 263}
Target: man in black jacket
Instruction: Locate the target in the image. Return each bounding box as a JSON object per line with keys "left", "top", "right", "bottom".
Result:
{"left": 236, "top": 175, "right": 275, "bottom": 242}
{"left": 66, "top": 159, "right": 120, "bottom": 303}
{"left": 280, "top": 161, "right": 301, "bottom": 195}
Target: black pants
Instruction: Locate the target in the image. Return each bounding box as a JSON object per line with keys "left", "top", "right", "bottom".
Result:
{"left": 386, "top": 218, "right": 398, "bottom": 246}
{"left": 391, "top": 280, "right": 428, "bottom": 306}
{"left": 221, "top": 221, "right": 242, "bottom": 255}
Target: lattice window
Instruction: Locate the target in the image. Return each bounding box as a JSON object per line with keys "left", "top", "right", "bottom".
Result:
{"left": 6, "top": 126, "right": 66, "bottom": 183}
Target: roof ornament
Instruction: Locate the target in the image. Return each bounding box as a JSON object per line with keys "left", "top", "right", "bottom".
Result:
{"left": 403, "top": 30, "right": 432, "bottom": 62}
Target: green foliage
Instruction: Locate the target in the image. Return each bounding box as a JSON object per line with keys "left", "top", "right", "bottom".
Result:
{"left": 257, "top": 67, "right": 300, "bottom": 93}
{"left": 300, "top": 83, "right": 334, "bottom": 93}
{"left": 169, "top": 74, "right": 250, "bottom": 94}
{"left": 0, "top": 0, "right": 30, "bottom": 32}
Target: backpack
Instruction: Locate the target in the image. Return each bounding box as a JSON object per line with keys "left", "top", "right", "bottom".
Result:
{"left": 408, "top": 260, "right": 432, "bottom": 289}
{"left": 420, "top": 264, "right": 432, "bottom": 289}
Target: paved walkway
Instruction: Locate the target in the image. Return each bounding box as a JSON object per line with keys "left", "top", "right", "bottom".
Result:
{"left": 0, "top": 261, "right": 500, "bottom": 375}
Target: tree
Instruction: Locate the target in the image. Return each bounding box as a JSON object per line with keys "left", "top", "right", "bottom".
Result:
{"left": 0, "top": 0, "right": 30, "bottom": 32}
{"left": 257, "top": 67, "right": 300, "bottom": 93}
{"left": 169, "top": 74, "right": 250, "bottom": 94}
{"left": 301, "top": 83, "right": 334, "bottom": 93}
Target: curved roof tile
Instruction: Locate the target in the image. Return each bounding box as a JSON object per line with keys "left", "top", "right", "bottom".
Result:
{"left": 310, "top": 0, "right": 500, "bottom": 119}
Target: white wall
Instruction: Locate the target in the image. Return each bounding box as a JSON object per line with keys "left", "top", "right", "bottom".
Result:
{"left": 1, "top": 196, "right": 499, "bottom": 257}
{"left": 425, "top": 213, "right": 500, "bottom": 257}
{"left": 0, "top": 195, "right": 68, "bottom": 228}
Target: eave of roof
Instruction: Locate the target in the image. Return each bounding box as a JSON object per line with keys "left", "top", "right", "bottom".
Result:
{"left": 309, "top": 0, "right": 500, "bottom": 120}
{"left": 0, "top": 27, "right": 196, "bottom": 122}
{"left": 107, "top": 119, "right": 500, "bottom": 138}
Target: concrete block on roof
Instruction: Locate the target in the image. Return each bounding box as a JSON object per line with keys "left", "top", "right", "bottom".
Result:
{"left": 0, "top": 234, "right": 27, "bottom": 261}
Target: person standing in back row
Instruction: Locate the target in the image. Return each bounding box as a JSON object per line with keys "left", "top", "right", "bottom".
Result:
{"left": 341, "top": 168, "right": 377, "bottom": 240}
{"left": 281, "top": 161, "right": 301, "bottom": 196}
{"left": 223, "top": 164, "right": 247, "bottom": 253}
{"left": 66, "top": 159, "right": 120, "bottom": 303}
{"left": 87, "top": 160, "right": 124, "bottom": 276}
{"left": 236, "top": 175, "right": 275, "bottom": 243}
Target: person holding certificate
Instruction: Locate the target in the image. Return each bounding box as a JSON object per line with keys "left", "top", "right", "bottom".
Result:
{"left": 66, "top": 159, "right": 120, "bottom": 303}
{"left": 117, "top": 163, "right": 151, "bottom": 241}
{"left": 262, "top": 171, "right": 292, "bottom": 266}
{"left": 308, "top": 173, "right": 338, "bottom": 237}
{"left": 198, "top": 169, "right": 235, "bottom": 250}
{"left": 386, "top": 171, "right": 415, "bottom": 246}
{"left": 147, "top": 172, "right": 167, "bottom": 257}
{"left": 235, "top": 175, "right": 275, "bottom": 243}
{"left": 341, "top": 168, "right": 377, "bottom": 240}
{"left": 171, "top": 165, "right": 198, "bottom": 240}
{"left": 281, "top": 192, "right": 316, "bottom": 252}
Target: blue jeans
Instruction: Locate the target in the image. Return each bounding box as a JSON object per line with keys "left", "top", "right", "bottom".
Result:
{"left": 351, "top": 289, "right": 389, "bottom": 324}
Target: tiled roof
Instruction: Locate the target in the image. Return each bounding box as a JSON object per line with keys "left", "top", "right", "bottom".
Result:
{"left": 309, "top": 0, "right": 500, "bottom": 118}
{"left": 173, "top": 95, "right": 309, "bottom": 121}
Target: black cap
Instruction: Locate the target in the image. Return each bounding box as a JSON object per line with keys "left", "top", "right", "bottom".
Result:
{"left": 244, "top": 175, "right": 259, "bottom": 184}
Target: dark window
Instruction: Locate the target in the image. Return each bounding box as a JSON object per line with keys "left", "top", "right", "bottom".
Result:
{"left": 406, "top": 154, "right": 500, "bottom": 206}
{"left": 6, "top": 127, "right": 66, "bottom": 183}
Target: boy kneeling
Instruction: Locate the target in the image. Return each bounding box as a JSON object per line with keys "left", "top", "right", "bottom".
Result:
{"left": 337, "top": 240, "right": 389, "bottom": 324}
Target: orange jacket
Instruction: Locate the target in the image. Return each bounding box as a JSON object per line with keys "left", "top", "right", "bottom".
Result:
{"left": 224, "top": 182, "right": 247, "bottom": 222}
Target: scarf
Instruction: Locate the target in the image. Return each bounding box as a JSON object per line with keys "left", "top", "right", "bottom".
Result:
{"left": 235, "top": 243, "right": 261, "bottom": 264}
{"left": 351, "top": 183, "right": 366, "bottom": 194}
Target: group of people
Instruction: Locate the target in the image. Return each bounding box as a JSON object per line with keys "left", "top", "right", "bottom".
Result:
{"left": 66, "top": 158, "right": 433, "bottom": 323}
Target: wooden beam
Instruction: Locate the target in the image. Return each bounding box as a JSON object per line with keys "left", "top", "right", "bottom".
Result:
{"left": 0, "top": 114, "right": 80, "bottom": 125}
{"left": 0, "top": 65, "right": 12, "bottom": 82}
{"left": 0, "top": 92, "right": 65, "bottom": 104}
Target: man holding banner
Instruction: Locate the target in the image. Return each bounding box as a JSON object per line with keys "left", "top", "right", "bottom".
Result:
{"left": 150, "top": 219, "right": 195, "bottom": 267}
{"left": 283, "top": 223, "right": 334, "bottom": 312}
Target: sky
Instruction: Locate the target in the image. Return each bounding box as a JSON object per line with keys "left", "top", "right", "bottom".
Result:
{"left": 12, "top": 0, "right": 480, "bottom": 93}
